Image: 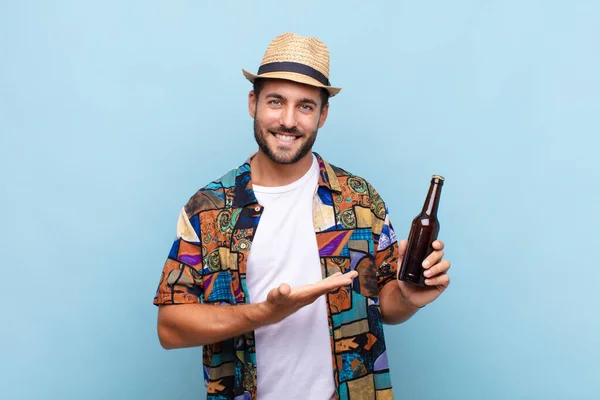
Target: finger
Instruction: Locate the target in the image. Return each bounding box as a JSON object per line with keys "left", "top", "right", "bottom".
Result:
{"left": 432, "top": 240, "right": 444, "bottom": 250}
{"left": 326, "top": 272, "right": 356, "bottom": 288}
{"left": 314, "top": 271, "right": 356, "bottom": 294}
{"left": 323, "top": 270, "right": 357, "bottom": 282}
{"left": 267, "top": 283, "right": 291, "bottom": 305}
{"left": 279, "top": 283, "right": 291, "bottom": 296}
{"left": 398, "top": 239, "right": 408, "bottom": 258}
{"left": 422, "top": 250, "right": 444, "bottom": 269}
{"left": 344, "top": 270, "right": 358, "bottom": 279}
{"left": 424, "top": 273, "right": 450, "bottom": 288}
{"left": 423, "top": 260, "right": 451, "bottom": 278}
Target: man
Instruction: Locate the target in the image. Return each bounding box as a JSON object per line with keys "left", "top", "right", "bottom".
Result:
{"left": 154, "top": 32, "right": 450, "bottom": 400}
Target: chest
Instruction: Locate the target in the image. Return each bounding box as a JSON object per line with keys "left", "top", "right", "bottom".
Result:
{"left": 198, "top": 188, "right": 379, "bottom": 305}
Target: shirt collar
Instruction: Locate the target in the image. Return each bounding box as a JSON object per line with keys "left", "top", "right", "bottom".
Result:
{"left": 232, "top": 152, "right": 342, "bottom": 207}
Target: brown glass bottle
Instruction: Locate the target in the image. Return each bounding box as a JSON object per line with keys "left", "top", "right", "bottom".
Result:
{"left": 398, "top": 175, "right": 445, "bottom": 286}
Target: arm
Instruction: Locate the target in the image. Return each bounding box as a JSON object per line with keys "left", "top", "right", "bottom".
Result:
{"left": 378, "top": 238, "right": 419, "bottom": 325}
{"left": 379, "top": 279, "right": 420, "bottom": 325}
{"left": 158, "top": 302, "right": 268, "bottom": 349}
{"left": 368, "top": 187, "right": 448, "bottom": 324}
{"left": 367, "top": 187, "right": 417, "bottom": 325}
{"left": 158, "top": 272, "right": 358, "bottom": 349}
{"left": 379, "top": 239, "right": 451, "bottom": 324}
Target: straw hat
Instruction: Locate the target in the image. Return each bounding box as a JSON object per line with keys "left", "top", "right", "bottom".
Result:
{"left": 242, "top": 32, "right": 341, "bottom": 97}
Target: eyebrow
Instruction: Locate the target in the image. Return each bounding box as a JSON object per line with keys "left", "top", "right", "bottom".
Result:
{"left": 299, "top": 97, "right": 318, "bottom": 107}
{"left": 265, "top": 93, "right": 318, "bottom": 107}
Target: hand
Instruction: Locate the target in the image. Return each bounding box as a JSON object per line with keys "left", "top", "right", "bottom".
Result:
{"left": 261, "top": 271, "right": 358, "bottom": 325}
{"left": 397, "top": 239, "right": 451, "bottom": 308}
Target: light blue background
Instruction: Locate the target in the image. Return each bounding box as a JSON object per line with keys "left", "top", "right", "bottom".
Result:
{"left": 1, "top": 1, "right": 598, "bottom": 399}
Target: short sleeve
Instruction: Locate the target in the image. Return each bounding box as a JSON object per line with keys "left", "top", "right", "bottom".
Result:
{"left": 153, "top": 208, "right": 204, "bottom": 306}
{"left": 375, "top": 208, "right": 399, "bottom": 292}
{"left": 367, "top": 182, "right": 399, "bottom": 292}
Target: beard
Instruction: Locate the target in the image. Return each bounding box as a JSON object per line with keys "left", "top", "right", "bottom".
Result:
{"left": 253, "top": 117, "right": 318, "bottom": 165}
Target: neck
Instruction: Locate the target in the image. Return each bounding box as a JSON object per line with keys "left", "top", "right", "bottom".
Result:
{"left": 422, "top": 181, "right": 441, "bottom": 216}
{"left": 250, "top": 150, "right": 314, "bottom": 187}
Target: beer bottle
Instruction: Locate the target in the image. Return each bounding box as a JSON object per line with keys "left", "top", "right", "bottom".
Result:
{"left": 398, "top": 175, "right": 445, "bottom": 286}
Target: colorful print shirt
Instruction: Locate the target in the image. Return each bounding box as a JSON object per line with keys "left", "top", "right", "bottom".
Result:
{"left": 154, "top": 153, "right": 399, "bottom": 400}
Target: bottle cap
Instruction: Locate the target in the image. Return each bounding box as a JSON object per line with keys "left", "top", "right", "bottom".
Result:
{"left": 432, "top": 175, "right": 445, "bottom": 181}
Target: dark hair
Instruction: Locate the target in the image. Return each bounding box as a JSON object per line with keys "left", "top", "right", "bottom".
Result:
{"left": 253, "top": 78, "right": 329, "bottom": 110}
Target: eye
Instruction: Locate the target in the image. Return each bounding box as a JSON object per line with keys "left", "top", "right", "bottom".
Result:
{"left": 300, "top": 104, "right": 314, "bottom": 111}
{"left": 268, "top": 99, "right": 282, "bottom": 106}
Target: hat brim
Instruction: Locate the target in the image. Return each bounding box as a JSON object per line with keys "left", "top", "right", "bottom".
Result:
{"left": 242, "top": 69, "right": 341, "bottom": 97}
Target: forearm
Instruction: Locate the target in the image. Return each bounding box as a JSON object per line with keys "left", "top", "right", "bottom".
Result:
{"left": 157, "top": 302, "right": 270, "bottom": 349}
{"left": 379, "top": 280, "right": 419, "bottom": 325}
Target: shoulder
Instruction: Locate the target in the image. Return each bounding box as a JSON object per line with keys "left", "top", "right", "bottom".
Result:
{"left": 183, "top": 165, "right": 243, "bottom": 218}
{"left": 326, "top": 160, "right": 388, "bottom": 220}
{"left": 327, "top": 160, "right": 383, "bottom": 199}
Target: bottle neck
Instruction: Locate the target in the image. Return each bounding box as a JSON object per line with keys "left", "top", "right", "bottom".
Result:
{"left": 421, "top": 180, "right": 443, "bottom": 216}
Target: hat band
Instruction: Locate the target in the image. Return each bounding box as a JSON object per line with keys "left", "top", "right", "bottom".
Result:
{"left": 257, "top": 62, "right": 331, "bottom": 86}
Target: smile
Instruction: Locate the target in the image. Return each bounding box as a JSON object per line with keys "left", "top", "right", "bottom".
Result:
{"left": 271, "top": 132, "right": 300, "bottom": 143}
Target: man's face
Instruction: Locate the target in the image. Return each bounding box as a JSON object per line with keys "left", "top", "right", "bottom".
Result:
{"left": 249, "top": 79, "right": 329, "bottom": 165}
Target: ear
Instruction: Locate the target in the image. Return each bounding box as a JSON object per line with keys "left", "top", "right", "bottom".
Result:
{"left": 248, "top": 90, "right": 257, "bottom": 118}
{"left": 318, "top": 103, "right": 329, "bottom": 128}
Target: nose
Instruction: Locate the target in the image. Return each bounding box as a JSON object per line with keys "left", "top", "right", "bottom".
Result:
{"left": 278, "top": 104, "right": 297, "bottom": 129}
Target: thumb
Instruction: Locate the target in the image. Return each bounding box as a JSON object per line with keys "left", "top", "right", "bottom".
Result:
{"left": 398, "top": 239, "right": 408, "bottom": 259}
{"left": 267, "top": 283, "right": 291, "bottom": 305}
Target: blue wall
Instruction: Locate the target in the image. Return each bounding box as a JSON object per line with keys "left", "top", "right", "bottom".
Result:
{"left": 1, "top": 1, "right": 598, "bottom": 399}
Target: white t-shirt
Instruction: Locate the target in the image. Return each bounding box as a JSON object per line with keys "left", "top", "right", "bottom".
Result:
{"left": 246, "top": 155, "right": 335, "bottom": 400}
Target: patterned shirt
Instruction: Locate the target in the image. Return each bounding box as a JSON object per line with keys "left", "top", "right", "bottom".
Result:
{"left": 154, "top": 153, "right": 399, "bottom": 400}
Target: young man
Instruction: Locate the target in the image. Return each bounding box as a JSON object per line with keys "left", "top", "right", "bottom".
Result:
{"left": 154, "top": 33, "right": 451, "bottom": 400}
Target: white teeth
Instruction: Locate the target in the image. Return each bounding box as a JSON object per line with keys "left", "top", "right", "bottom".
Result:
{"left": 275, "top": 134, "right": 297, "bottom": 142}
